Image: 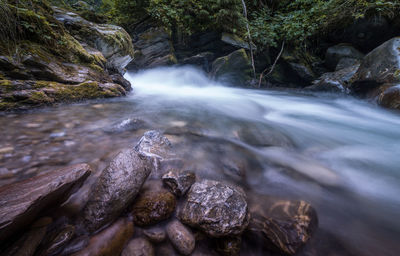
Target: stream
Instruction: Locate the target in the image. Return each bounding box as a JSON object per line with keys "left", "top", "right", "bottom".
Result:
{"left": 1, "top": 66, "right": 399, "bottom": 255}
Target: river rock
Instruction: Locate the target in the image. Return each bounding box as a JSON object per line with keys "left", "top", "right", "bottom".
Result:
{"left": 210, "top": 48, "right": 253, "bottom": 86}
{"left": 308, "top": 64, "right": 359, "bottom": 93}
{"left": 143, "top": 226, "right": 166, "bottom": 243}
{"left": 131, "top": 185, "right": 176, "bottom": 226}
{"left": 166, "top": 220, "right": 195, "bottom": 255}
{"left": 135, "top": 130, "right": 181, "bottom": 178}
{"left": 2, "top": 217, "right": 52, "bottom": 256}
{"left": 72, "top": 218, "right": 134, "bottom": 256}
{"left": 0, "top": 164, "right": 91, "bottom": 241}
{"left": 82, "top": 148, "right": 151, "bottom": 233}
{"left": 325, "top": 44, "right": 364, "bottom": 70}
{"left": 179, "top": 180, "right": 249, "bottom": 237}
{"left": 53, "top": 7, "right": 134, "bottom": 74}
{"left": 245, "top": 194, "right": 318, "bottom": 255}
{"left": 216, "top": 236, "right": 242, "bottom": 256}
{"left": 351, "top": 37, "right": 400, "bottom": 95}
{"left": 36, "top": 223, "right": 76, "bottom": 256}
{"left": 181, "top": 52, "right": 214, "bottom": 72}
{"left": 378, "top": 84, "right": 400, "bottom": 110}
{"left": 162, "top": 169, "right": 196, "bottom": 197}
{"left": 121, "top": 237, "right": 155, "bottom": 256}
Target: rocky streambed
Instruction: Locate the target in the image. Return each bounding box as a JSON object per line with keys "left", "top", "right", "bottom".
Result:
{"left": 0, "top": 130, "right": 318, "bottom": 256}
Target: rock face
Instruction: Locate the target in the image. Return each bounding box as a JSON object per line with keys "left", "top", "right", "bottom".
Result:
{"left": 0, "top": 2, "right": 132, "bottom": 111}
{"left": 245, "top": 194, "right": 318, "bottom": 255}
{"left": 325, "top": 44, "right": 364, "bottom": 70}
{"left": 82, "top": 148, "right": 151, "bottom": 233}
{"left": 162, "top": 170, "right": 196, "bottom": 197}
{"left": 53, "top": 7, "right": 134, "bottom": 74}
{"left": 179, "top": 180, "right": 249, "bottom": 237}
{"left": 131, "top": 186, "right": 176, "bottom": 226}
{"left": 166, "top": 220, "right": 196, "bottom": 255}
{"left": 72, "top": 218, "right": 134, "bottom": 256}
{"left": 351, "top": 37, "right": 400, "bottom": 94}
{"left": 121, "top": 238, "right": 155, "bottom": 256}
{"left": 127, "top": 19, "right": 177, "bottom": 70}
{"left": 0, "top": 164, "right": 91, "bottom": 242}
{"left": 210, "top": 49, "right": 253, "bottom": 86}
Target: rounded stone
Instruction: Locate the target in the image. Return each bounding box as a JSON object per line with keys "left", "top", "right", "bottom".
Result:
{"left": 179, "top": 179, "right": 249, "bottom": 237}
{"left": 166, "top": 220, "right": 195, "bottom": 255}
{"left": 121, "top": 237, "right": 155, "bottom": 256}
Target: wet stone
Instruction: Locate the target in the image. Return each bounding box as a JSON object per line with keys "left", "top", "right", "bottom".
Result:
{"left": 216, "top": 236, "right": 242, "bottom": 256}
{"left": 121, "top": 237, "right": 155, "bottom": 256}
{"left": 82, "top": 148, "right": 151, "bottom": 233}
{"left": 245, "top": 194, "right": 318, "bottom": 255}
{"left": 162, "top": 169, "right": 196, "bottom": 197}
{"left": 0, "top": 164, "right": 91, "bottom": 241}
{"left": 179, "top": 179, "right": 249, "bottom": 238}
{"left": 72, "top": 218, "right": 134, "bottom": 256}
{"left": 36, "top": 224, "right": 75, "bottom": 256}
{"left": 143, "top": 226, "right": 166, "bottom": 243}
{"left": 166, "top": 220, "right": 195, "bottom": 255}
{"left": 131, "top": 185, "right": 176, "bottom": 227}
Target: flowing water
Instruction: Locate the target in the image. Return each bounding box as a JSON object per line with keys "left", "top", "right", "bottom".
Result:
{"left": 1, "top": 66, "right": 400, "bottom": 255}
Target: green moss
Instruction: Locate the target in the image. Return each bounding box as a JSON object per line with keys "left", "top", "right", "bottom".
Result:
{"left": 24, "top": 91, "right": 54, "bottom": 104}
{"left": 0, "top": 80, "right": 14, "bottom": 92}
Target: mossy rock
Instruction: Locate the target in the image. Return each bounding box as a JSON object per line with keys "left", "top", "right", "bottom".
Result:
{"left": 210, "top": 48, "right": 253, "bottom": 86}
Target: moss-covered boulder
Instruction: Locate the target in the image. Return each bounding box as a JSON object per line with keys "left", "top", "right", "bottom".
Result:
{"left": 210, "top": 49, "right": 253, "bottom": 86}
{"left": 0, "top": 1, "right": 132, "bottom": 111}
{"left": 53, "top": 7, "right": 134, "bottom": 74}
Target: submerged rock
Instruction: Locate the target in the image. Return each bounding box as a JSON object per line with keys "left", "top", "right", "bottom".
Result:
{"left": 143, "top": 226, "right": 166, "bottom": 243}
{"left": 0, "top": 164, "right": 91, "bottom": 241}
{"left": 82, "top": 148, "right": 151, "bottom": 233}
{"left": 378, "top": 84, "right": 400, "bottom": 110}
{"left": 162, "top": 169, "right": 196, "bottom": 197}
{"left": 72, "top": 218, "right": 134, "bottom": 256}
{"left": 2, "top": 217, "right": 52, "bottom": 256}
{"left": 36, "top": 223, "right": 76, "bottom": 256}
{"left": 166, "top": 220, "right": 195, "bottom": 255}
{"left": 216, "top": 236, "right": 242, "bottom": 256}
{"left": 179, "top": 180, "right": 249, "bottom": 237}
{"left": 121, "top": 237, "right": 155, "bottom": 256}
{"left": 245, "top": 194, "right": 318, "bottom": 255}
{"left": 131, "top": 184, "right": 176, "bottom": 226}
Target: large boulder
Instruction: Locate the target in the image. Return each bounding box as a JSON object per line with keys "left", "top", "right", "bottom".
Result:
{"left": 210, "top": 49, "right": 253, "bottom": 86}
{"left": 325, "top": 44, "right": 364, "bottom": 70}
{"left": 179, "top": 180, "right": 249, "bottom": 237}
{"left": 82, "top": 148, "right": 151, "bottom": 233}
{"left": 0, "top": 164, "right": 91, "bottom": 241}
{"left": 127, "top": 24, "right": 177, "bottom": 70}
{"left": 245, "top": 194, "right": 318, "bottom": 255}
{"left": 53, "top": 7, "right": 134, "bottom": 74}
{"left": 351, "top": 37, "right": 400, "bottom": 95}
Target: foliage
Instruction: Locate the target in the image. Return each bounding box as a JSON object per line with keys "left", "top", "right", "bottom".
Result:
{"left": 249, "top": 0, "right": 400, "bottom": 49}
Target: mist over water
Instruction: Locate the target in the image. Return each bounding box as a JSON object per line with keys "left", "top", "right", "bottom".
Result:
{"left": 1, "top": 66, "right": 400, "bottom": 255}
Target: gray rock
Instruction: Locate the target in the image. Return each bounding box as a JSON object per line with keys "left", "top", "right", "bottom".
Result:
{"left": 325, "top": 44, "right": 364, "bottom": 70}
{"left": 0, "top": 164, "right": 91, "bottom": 241}
{"left": 288, "top": 62, "right": 316, "bottom": 84}
{"left": 166, "top": 220, "right": 195, "bottom": 255}
{"left": 335, "top": 57, "right": 360, "bottom": 71}
{"left": 82, "top": 148, "right": 151, "bottom": 232}
{"left": 181, "top": 52, "right": 214, "bottom": 72}
{"left": 210, "top": 49, "right": 253, "bottom": 86}
{"left": 122, "top": 238, "right": 155, "bottom": 256}
{"left": 378, "top": 84, "right": 400, "bottom": 110}
{"left": 162, "top": 170, "right": 196, "bottom": 197}
{"left": 245, "top": 194, "right": 318, "bottom": 255}
{"left": 143, "top": 226, "right": 166, "bottom": 243}
{"left": 351, "top": 37, "right": 400, "bottom": 94}
{"left": 179, "top": 180, "right": 249, "bottom": 237}
{"left": 221, "top": 33, "right": 256, "bottom": 51}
